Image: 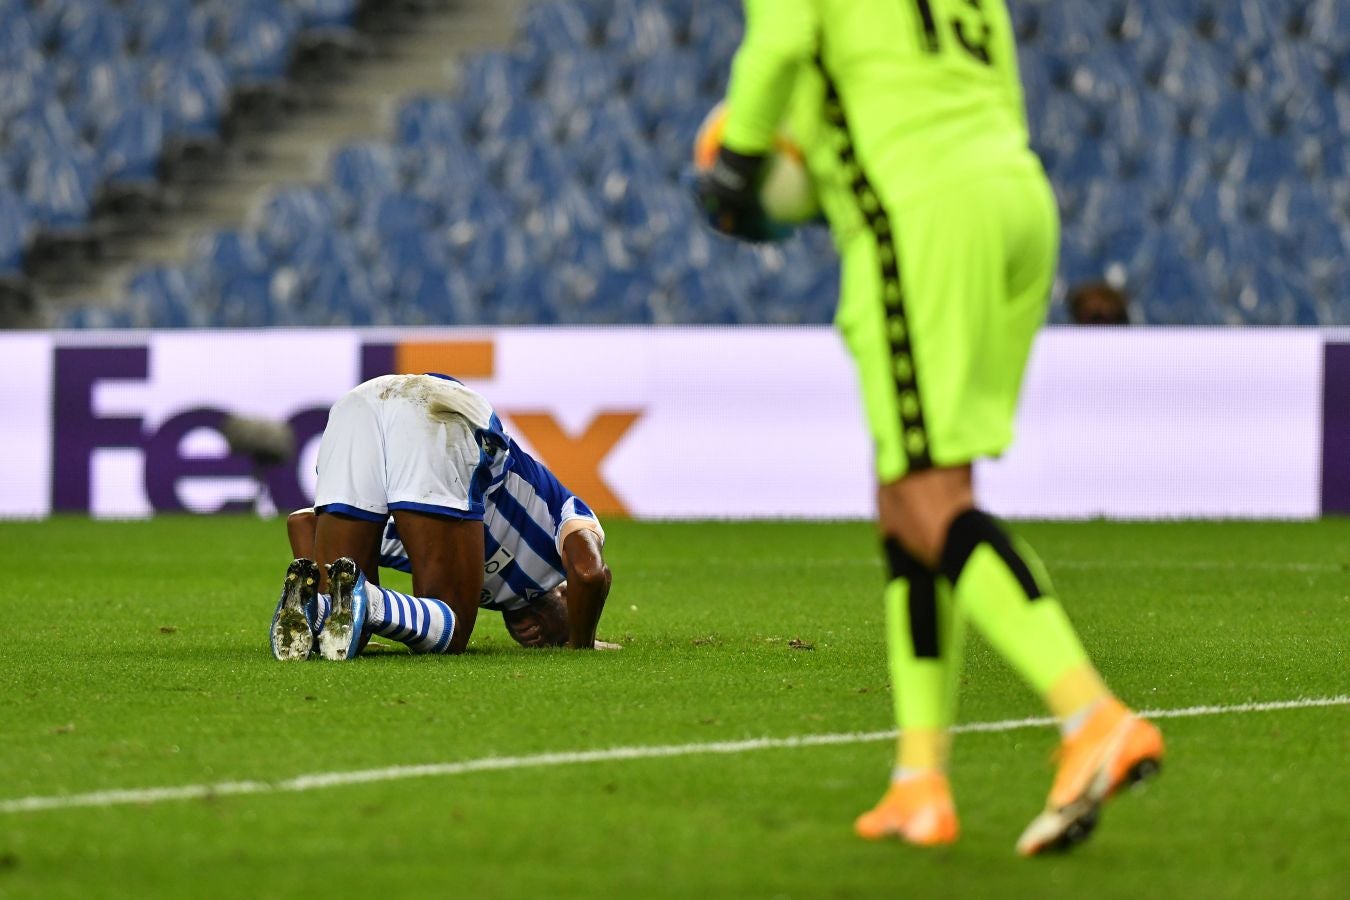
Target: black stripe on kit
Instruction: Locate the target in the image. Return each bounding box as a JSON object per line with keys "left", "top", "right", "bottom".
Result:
{"left": 939, "top": 509, "right": 1045, "bottom": 601}
{"left": 818, "top": 67, "right": 933, "bottom": 472}
{"left": 884, "top": 537, "right": 941, "bottom": 658}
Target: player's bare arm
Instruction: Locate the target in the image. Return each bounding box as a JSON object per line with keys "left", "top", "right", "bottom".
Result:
{"left": 560, "top": 525, "right": 611, "bottom": 649}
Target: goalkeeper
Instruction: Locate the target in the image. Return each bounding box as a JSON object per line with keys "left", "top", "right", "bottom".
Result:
{"left": 695, "top": 0, "right": 1163, "bottom": 856}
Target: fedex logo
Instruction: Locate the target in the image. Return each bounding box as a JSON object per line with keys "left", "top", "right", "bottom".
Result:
{"left": 50, "top": 343, "right": 641, "bottom": 516}
{"left": 52, "top": 346, "right": 328, "bottom": 514}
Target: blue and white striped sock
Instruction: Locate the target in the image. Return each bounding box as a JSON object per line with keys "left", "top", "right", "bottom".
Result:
{"left": 367, "top": 585, "right": 457, "bottom": 654}
{"left": 313, "top": 593, "right": 331, "bottom": 633}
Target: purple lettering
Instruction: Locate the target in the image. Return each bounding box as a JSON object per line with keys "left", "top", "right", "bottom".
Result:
{"left": 144, "top": 408, "right": 253, "bottom": 513}
{"left": 52, "top": 347, "right": 148, "bottom": 511}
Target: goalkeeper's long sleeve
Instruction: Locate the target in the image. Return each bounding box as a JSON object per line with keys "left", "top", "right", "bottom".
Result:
{"left": 721, "top": 0, "right": 819, "bottom": 156}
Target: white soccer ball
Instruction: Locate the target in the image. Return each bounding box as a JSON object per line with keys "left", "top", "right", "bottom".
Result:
{"left": 694, "top": 101, "right": 821, "bottom": 225}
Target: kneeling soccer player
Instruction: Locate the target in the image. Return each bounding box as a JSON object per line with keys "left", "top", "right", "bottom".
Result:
{"left": 268, "top": 373, "right": 613, "bottom": 661}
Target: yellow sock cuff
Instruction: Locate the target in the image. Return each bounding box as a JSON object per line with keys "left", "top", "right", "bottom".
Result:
{"left": 1046, "top": 663, "right": 1111, "bottom": 721}
{"left": 896, "top": 729, "right": 951, "bottom": 772}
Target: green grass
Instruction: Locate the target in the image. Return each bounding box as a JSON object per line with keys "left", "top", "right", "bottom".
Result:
{"left": 0, "top": 517, "right": 1345, "bottom": 898}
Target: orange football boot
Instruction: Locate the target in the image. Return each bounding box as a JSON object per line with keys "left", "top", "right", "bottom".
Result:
{"left": 854, "top": 771, "right": 959, "bottom": 846}
{"left": 1016, "top": 698, "right": 1164, "bottom": 856}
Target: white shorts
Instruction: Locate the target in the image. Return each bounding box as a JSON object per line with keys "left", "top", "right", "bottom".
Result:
{"left": 313, "top": 374, "right": 495, "bottom": 522}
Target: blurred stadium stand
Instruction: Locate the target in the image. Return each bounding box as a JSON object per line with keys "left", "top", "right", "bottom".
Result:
{"left": 2, "top": 0, "right": 1346, "bottom": 328}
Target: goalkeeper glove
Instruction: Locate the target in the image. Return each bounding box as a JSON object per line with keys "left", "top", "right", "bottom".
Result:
{"left": 693, "top": 146, "right": 788, "bottom": 243}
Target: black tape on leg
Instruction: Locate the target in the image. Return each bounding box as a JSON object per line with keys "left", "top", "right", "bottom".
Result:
{"left": 883, "top": 537, "right": 940, "bottom": 659}
{"left": 939, "top": 509, "right": 1044, "bottom": 601}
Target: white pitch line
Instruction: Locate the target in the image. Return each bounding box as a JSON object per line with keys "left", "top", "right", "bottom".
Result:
{"left": 2, "top": 695, "right": 1345, "bottom": 817}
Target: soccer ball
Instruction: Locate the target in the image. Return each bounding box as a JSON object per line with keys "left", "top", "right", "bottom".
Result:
{"left": 693, "top": 101, "right": 821, "bottom": 225}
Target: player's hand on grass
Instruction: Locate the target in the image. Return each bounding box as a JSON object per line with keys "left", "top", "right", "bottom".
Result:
{"left": 693, "top": 147, "right": 787, "bottom": 243}
{"left": 594, "top": 639, "right": 623, "bottom": 651}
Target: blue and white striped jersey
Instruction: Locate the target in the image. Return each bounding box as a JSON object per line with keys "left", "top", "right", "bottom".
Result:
{"left": 375, "top": 381, "right": 601, "bottom": 613}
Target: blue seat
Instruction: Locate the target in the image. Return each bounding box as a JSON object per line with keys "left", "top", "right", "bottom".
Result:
{"left": 1117, "top": 0, "right": 1196, "bottom": 42}
{"left": 525, "top": 182, "right": 605, "bottom": 251}
{"left": 149, "top": 49, "right": 229, "bottom": 141}
{"left": 558, "top": 100, "right": 645, "bottom": 159}
{"left": 474, "top": 98, "right": 555, "bottom": 166}
{"left": 1224, "top": 136, "right": 1296, "bottom": 185}
{"left": 69, "top": 55, "right": 144, "bottom": 135}
{"left": 1307, "top": 0, "right": 1350, "bottom": 52}
{"left": 1202, "top": 0, "right": 1281, "bottom": 54}
{"left": 0, "top": 188, "right": 32, "bottom": 278}
{"left": 606, "top": 0, "right": 675, "bottom": 56}
{"left": 129, "top": 0, "right": 208, "bottom": 60}
{"left": 293, "top": 0, "right": 360, "bottom": 31}
{"left": 1155, "top": 34, "right": 1228, "bottom": 114}
{"left": 329, "top": 141, "right": 405, "bottom": 206}
{"left": 685, "top": 0, "right": 742, "bottom": 71}
{"left": 496, "top": 141, "right": 569, "bottom": 206}
{"left": 540, "top": 51, "right": 627, "bottom": 115}
{"left": 359, "top": 191, "right": 439, "bottom": 242}
{"left": 5, "top": 100, "right": 83, "bottom": 177}
{"left": 57, "top": 306, "right": 137, "bottom": 329}
{"left": 97, "top": 103, "right": 166, "bottom": 187}
{"left": 455, "top": 222, "right": 534, "bottom": 289}
{"left": 1035, "top": 3, "right": 1113, "bottom": 60}
{"left": 457, "top": 51, "right": 536, "bottom": 123}
{"left": 209, "top": 272, "right": 277, "bottom": 327}
{"left": 440, "top": 187, "right": 515, "bottom": 259}
{"left": 648, "top": 105, "right": 710, "bottom": 177}
{"left": 55, "top": 0, "right": 129, "bottom": 62}
{"left": 518, "top": 1, "right": 596, "bottom": 56}
{"left": 395, "top": 95, "right": 472, "bottom": 151}
{"left": 23, "top": 146, "right": 97, "bottom": 233}
{"left": 404, "top": 146, "right": 490, "bottom": 212}
{"left": 0, "top": 54, "right": 58, "bottom": 134}
{"left": 222, "top": 2, "right": 300, "bottom": 85}
{"left": 628, "top": 50, "right": 700, "bottom": 134}
{"left": 253, "top": 185, "right": 342, "bottom": 263}
{"left": 301, "top": 253, "right": 382, "bottom": 326}
{"left": 126, "top": 266, "right": 199, "bottom": 328}
{"left": 613, "top": 182, "right": 692, "bottom": 249}
{"left": 0, "top": 6, "right": 40, "bottom": 63}
{"left": 1059, "top": 228, "right": 1109, "bottom": 289}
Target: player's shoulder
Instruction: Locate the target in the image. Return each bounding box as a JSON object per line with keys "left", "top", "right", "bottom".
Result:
{"left": 501, "top": 437, "right": 576, "bottom": 510}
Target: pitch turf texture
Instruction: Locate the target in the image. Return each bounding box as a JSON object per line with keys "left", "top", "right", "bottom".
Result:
{"left": 1, "top": 518, "right": 1345, "bottom": 899}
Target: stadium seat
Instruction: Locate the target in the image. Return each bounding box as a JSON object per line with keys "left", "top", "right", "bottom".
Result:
{"left": 54, "top": 0, "right": 130, "bottom": 63}
{"left": 221, "top": 2, "right": 301, "bottom": 86}
{"left": 97, "top": 103, "right": 166, "bottom": 189}
{"left": 541, "top": 51, "right": 628, "bottom": 117}
{"left": 518, "top": 1, "right": 596, "bottom": 56}
{"left": 628, "top": 50, "right": 701, "bottom": 134}
{"left": 0, "top": 188, "right": 32, "bottom": 278}
{"left": 395, "top": 95, "right": 472, "bottom": 151}
{"left": 293, "top": 0, "right": 360, "bottom": 31}
{"left": 329, "top": 142, "right": 405, "bottom": 206}
{"left": 0, "top": 6, "right": 40, "bottom": 62}
{"left": 23, "top": 146, "right": 98, "bottom": 234}
{"left": 129, "top": 0, "right": 209, "bottom": 60}
{"left": 251, "top": 185, "right": 342, "bottom": 263}
{"left": 126, "top": 266, "right": 200, "bottom": 328}
{"left": 148, "top": 49, "right": 230, "bottom": 141}
{"left": 605, "top": 0, "right": 676, "bottom": 57}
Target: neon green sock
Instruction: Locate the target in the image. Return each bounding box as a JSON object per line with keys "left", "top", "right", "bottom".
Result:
{"left": 882, "top": 540, "right": 964, "bottom": 771}
{"left": 940, "top": 510, "right": 1094, "bottom": 699}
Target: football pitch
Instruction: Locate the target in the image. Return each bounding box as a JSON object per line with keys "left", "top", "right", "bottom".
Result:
{"left": 0, "top": 517, "right": 1345, "bottom": 899}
